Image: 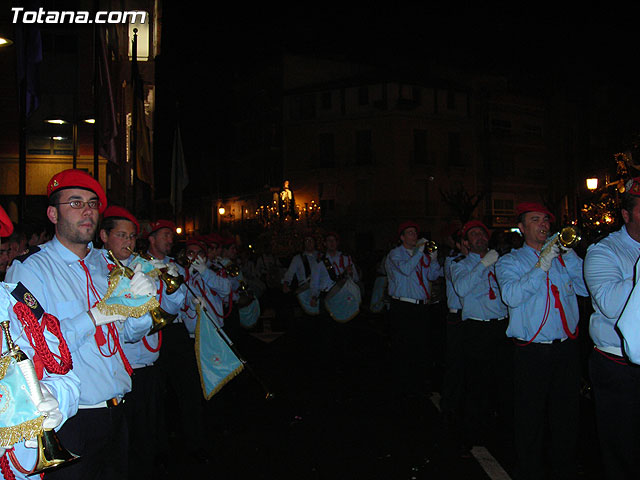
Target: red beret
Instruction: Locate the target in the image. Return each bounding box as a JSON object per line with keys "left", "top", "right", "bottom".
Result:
{"left": 102, "top": 205, "right": 140, "bottom": 234}
{"left": 461, "top": 220, "right": 490, "bottom": 238}
{"left": 515, "top": 202, "right": 555, "bottom": 223}
{"left": 398, "top": 221, "right": 419, "bottom": 237}
{"left": 204, "top": 233, "right": 223, "bottom": 246}
{"left": 625, "top": 177, "right": 640, "bottom": 196}
{"left": 147, "top": 219, "right": 176, "bottom": 237}
{"left": 186, "top": 238, "right": 207, "bottom": 252}
{"left": 0, "top": 205, "right": 13, "bottom": 237}
{"left": 47, "top": 169, "right": 107, "bottom": 214}
{"left": 220, "top": 236, "right": 236, "bottom": 247}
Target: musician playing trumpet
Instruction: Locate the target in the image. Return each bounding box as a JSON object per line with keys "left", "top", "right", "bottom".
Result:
{"left": 450, "top": 220, "right": 508, "bottom": 450}
{"left": 384, "top": 221, "right": 442, "bottom": 397}
{"left": 98, "top": 206, "right": 172, "bottom": 480}
{"left": 0, "top": 205, "right": 80, "bottom": 480}
{"left": 495, "top": 202, "right": 588, "bottom": 480}
{"left": 5, "top": 170, "right": 156, "bottom": 480}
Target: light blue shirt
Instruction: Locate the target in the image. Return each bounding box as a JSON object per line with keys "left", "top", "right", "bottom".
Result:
{"left": 495, "top": 244, "right": 588, "bottom": 342}
{"left": 584, "top": 225, "right": 640, "bottom": 356}
{"left": 6, "top": 236, "right": 150, "bottom": 405}
{"left": 451, "top": 252, "right": 508, "bottom": 321}
{"left": 444, "top": 253, "right": 464, "bottom": 311}
{"left": 385, "top": 245, "right": 443, "bottom": 301}
{"left": 0, "top": 283, "right": 81, "bottom": 479}
{"left": 310, "top": 251, "right": 359, "bottom": 297}
{"left": 182, "top": 265, "right": 234, "bottom": 331}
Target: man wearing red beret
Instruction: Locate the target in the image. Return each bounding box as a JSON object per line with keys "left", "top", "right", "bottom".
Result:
{"left": 99, "top": 206, "right": 174, "bottom": 479}
{"left": 384, "top": 221, "right": 443, "bottom": 396}
{"left": 6, "top": 169, "right": 154, "bottom": 480}
{"left": 495, "top": 202, "right": 588, "bottom": 480}
{"left": 450, "top": 220, "right": 509, "bottom": 450}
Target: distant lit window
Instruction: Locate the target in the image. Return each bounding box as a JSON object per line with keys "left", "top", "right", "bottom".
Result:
{"left": 358, "top": 86, "right": 369, "bottom": 106}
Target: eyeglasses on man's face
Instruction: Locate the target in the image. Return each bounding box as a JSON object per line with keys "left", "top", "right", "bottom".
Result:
{"left": 112, "top": 232, "right": 137, "bottom": 241}
{"left": 55, "top": 200, "right": 102, "bottom": 210}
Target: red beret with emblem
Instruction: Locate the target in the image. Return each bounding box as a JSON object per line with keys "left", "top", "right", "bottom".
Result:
{"left": 146, "top": 219, "right": 176, "bottom": 238}
{"left": 397, "top": 221, "right": 420, "bottom": 237}
{"left": 461, "top": 220, "right": 490, "bottom": 238}
{"left": 0, "top": 205, "right": 13, "bottom": 237}
{"left": 515, "top": 202, "right": 555, "bottom": 223}
{"left": 102, "top": 205, "right": 140, "bottom": 234}
{"left": 47, "top": 169, "right": 107, "bottom": 214}
{"left": 625, "top": 177, "right": 640, "bottom": 197}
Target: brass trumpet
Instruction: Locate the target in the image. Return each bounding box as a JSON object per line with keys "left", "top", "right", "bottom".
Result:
{"left": 107, "top": 251, "right": 178, "bottom": 334}
{"left": 0, "top": 321, "right": 78, "bottom": 473}
{"left": 126, "top": 247, "right": 184, "bottom": 295}
{"left": 535, "top": 226, "right": 581, "bottom": 267}
{"left": 416, "top": 238, "right": 438, "bottom": 253}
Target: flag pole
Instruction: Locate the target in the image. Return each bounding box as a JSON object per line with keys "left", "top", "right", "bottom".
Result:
{"left": 130, "top": 28, "right": 138, "bottom": 211}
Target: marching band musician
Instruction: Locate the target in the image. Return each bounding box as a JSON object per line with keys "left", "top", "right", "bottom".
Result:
{"left": 309, "top": 232, "right": 360, "bottom": 371}
{"left": 384, "top": 221, "right": 442, "bottom": 396}
{"left": 0, "top": 205, "right": 81, "bottom": 480}
{"left": 98, "top": 206, "right": 168, "bottom": 480}
{"left": 583, "top": 178, "right": 640, "bottom": 480}
{"left": 204, "top": 232, "right": 224, "bottom": 269}
{"left": 146, "top": 223, "right": 210, "bottom": 465}
{"left": 5, "top": 169, "right": 156, "bottom": 480}
{"left": 282, "top": 233, "right": 319, "bottom": 294}
{"left": 309, "top": 232, "right": 359, "bottom": 305}
{"left": 450, "top": 220, "right": 508, "bottom": 449}
{"left": 495, "top": 202, "right": 588, "bottom": 480}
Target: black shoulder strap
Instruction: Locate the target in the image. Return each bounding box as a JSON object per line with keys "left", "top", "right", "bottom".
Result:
{"left": 322, "top": 255, "right": 338, "bottom": 282}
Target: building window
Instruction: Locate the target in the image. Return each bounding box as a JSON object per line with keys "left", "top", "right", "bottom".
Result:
{"left": 300, "top": 94, "right": 316, "bottom": 120}
{"left": 448, "top": 132, "right": 462, "bottom": 165}
{"left": 413, "top": 129, "right": 429, "bottom": 164}
{"left": 447, "top": 89, "right": 455, "bottom": 110}
{"left": 318, "top": 133, "right": 335, "bottom": 168}
{"left": 355, "top": 130, "right": 373, "bottom": 165}
{"left": 490, "top": 118, "right": 512, "bottom": 134}
{"left": 358, "top": 86, "right": 369, "bottom": 106}
{"left": 321, "top": 91, "right": 332, "bottom": 110}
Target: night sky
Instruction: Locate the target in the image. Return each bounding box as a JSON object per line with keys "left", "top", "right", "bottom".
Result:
{"left": 154, "top": 4, "right": 640, "bottom": 193}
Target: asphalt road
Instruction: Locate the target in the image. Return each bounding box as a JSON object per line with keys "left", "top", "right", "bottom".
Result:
{"left": 157, "top": 299, "right": 604, "bottom": 480}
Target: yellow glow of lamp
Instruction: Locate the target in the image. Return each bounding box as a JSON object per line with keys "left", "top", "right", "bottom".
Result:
{"left": 218, "top": 207, "right": 225, "bottom": 215}
{"left": 175, "top": 227, "right": 182, "bottom": 235}
{"left": 586, "top": 178, "right": 599, "bottom": 191}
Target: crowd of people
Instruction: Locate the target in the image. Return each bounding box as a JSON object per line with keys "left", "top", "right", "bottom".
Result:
{"left": 1, "top": 168, "right": 640, "bottom": 480}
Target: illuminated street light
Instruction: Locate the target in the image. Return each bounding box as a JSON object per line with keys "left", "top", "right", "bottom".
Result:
{"left": 586, "top": 178, "right": 598, "bottom": 191}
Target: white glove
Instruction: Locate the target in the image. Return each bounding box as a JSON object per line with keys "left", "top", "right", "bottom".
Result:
{"left": 416, "top": 238, "right": 427, "bottom": 254}
{"left": 150, "top": 259, "right": 166, "bottom": 270}
{"left": 0, "top": 447, "right": 5, "bottom": 457}
{"left": 480, "top": 249, "right": 499, "bottom": 268}
{"left": 538, "top": 243, "right": 560, "bottom": 272}
{"left": 190, "top": 257, "right": 206, "bottom": 275}
{"left": 89, "top": 306, "right": 125, "bottom": 326}
{"left": 25, "top": 385, "right": 63, "bottom": 448}
{"left": 165, "top": 263, "right": 179, "bottom": 277}
{"left": 130, "top": 264, "right": 156, "bottom": 297}
{"left": 192, "top": 296, "right": 205, "bottom": 307}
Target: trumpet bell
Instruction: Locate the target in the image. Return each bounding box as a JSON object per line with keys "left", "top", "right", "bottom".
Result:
{"left": 32, "top": 430, "right": 79, "bottom": 474}
{"left": 161, "top": 271, "right": 184, "bottom": 295}
{"left": 148, "top": 307, "right": 178, "bottom": 335}
{"left": 558, "top": 226, "right": 580, "bottom": 249}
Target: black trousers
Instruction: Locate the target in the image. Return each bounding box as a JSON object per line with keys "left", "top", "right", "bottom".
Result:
{"left": 440, "top": 311, "right": 465, "bottom": 418}
{"left": 387, "top": 299, "right": 432, "bottom": 396}
{"left": 123, "top": 365, "right": 165, "bottom": 480}
{"left": 155, "top": 323, "right": 206, "bottom": 452}
{"left": 513, "top": 338, "right": 580, "bottom": 480}
{"left": 589, "top": 349, "right": 640, "bottom": 480}
{"left": 461, "top": 318, "right": 509, "bottom": 443}
{"left": 44, "top": 405, "right": 128, "bottom": 480}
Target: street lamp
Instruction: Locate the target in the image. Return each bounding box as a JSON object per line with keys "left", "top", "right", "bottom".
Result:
{"left": 586, "top": 178, "right": 598, "bottom": 191}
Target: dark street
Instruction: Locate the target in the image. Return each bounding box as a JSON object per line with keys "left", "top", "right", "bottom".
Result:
{"left": 158, "top": 300, "right": 604, "bottom": 480}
